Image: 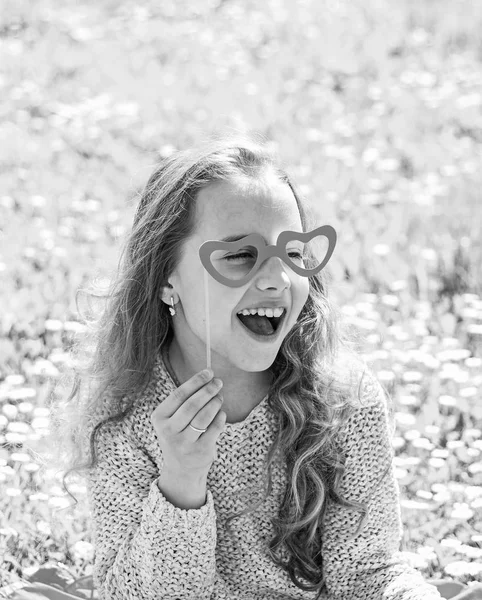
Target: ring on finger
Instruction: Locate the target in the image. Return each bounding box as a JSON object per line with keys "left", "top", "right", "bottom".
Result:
{"left": 189, "top": 423, "right": 207, "bottom": 433}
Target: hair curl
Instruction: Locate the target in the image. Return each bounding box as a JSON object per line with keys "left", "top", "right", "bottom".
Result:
{"left": 49, "top": 130, "right": 388, "bottom": 596}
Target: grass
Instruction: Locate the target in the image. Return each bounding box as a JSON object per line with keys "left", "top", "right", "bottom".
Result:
{"left": 1, "top": 0, "right": 482, "bottom": 591}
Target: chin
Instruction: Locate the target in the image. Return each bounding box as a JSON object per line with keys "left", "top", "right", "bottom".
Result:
{"left": 237, "top": 349, "right": 279, "bottom": 372}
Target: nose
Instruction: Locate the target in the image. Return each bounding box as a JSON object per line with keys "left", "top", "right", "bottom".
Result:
{"left": 254, "top": 256, "right": 291, "bottom": 291}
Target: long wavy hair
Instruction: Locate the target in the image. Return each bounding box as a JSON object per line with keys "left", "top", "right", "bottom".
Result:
{"left": 49, "top": 130, "right": 390, "bottom": 596}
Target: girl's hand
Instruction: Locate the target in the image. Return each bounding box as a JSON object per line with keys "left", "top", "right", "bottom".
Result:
{"left": 150, "top": 369, "right": 226, "bottom": 476}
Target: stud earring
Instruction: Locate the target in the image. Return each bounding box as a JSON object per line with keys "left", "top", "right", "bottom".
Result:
{"left": 169, "top": 297, "right": 176, "bottom": 316}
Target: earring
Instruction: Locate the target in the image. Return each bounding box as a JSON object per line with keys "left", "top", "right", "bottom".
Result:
{"left": 169, "top": 297, "right": 176, "bottom": 316}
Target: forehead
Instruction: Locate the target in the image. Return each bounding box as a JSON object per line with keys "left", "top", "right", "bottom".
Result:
{"left": 193, "top": 176, "right": 303, "bottom": 241}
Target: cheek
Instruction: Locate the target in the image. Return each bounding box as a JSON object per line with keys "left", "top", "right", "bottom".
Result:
{"left": 183, "top": 302, "right": 205, "bottom": 332}
{"left": 295, "top": 278, "right": 310, "bottom": 311}
{"left": 208, "top": 289, "right": 238, "bottom": 323}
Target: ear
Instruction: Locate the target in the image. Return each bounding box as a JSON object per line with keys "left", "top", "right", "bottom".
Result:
{"left": 160, "top": 286, "right": 172, "bottom": 303}
{"left": 160, "top": 285, "right": 178, "bottom": 305}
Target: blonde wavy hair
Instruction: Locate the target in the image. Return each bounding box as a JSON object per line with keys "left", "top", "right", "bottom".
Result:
{"left": 49, "top": 130, "right": 389, "bottom": 595}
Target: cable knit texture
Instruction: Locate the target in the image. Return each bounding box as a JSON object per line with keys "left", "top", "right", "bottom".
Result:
{"left": 87, "top": 353, "right": 443, "bottom": 600}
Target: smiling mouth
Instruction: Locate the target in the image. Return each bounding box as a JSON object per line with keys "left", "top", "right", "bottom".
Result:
{"left": 236, "top": 312, "right": 285, "bottom": 336}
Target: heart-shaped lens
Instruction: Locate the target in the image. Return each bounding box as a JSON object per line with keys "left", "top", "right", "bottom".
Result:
{"left": 282, "top": 232, "right": 331, "bottom": 273}
{"left": 208, "top": 245, "right": 259, "bottom": 282}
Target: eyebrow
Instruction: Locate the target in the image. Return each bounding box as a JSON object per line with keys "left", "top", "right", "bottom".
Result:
{"left": 220, "top": 233, "right": 304, "bottom": 244}
{"left": 220, "top": 234, "right": 256, "bottom": 243}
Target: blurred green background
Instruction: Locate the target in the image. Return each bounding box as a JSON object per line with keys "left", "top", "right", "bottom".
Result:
{"left": 1, "top": 0, "right": 482, "bottom": 591}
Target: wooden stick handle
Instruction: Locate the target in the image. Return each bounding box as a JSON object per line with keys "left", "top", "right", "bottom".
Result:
{"left": 204, "top": 269, "right": 211, "bottom": 369}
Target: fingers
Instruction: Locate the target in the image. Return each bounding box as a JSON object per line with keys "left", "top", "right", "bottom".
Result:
{"left": 151, "top": 370, "right": 224, "bottom": 434}
{"left": 173, "top": 378, "right": 223, "bottom": 432}
{"left": 155, "top": 369, "right": 215, "bottom": 419}
{"left": 194, "top": 405, "right": 227, "bottom": 444}
{"left": 184, "top": 393, "right": 224, "bottom": 435}
{"left": 150, "top": 368, "right": 227, "bottom": 473}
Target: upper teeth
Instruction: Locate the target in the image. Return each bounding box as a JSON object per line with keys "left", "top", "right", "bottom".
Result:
{"left": 237, "top": 307, "right": 285, "bottom": 318}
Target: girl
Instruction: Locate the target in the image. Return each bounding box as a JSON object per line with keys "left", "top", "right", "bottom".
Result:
{"left": 46, "top": 131, "right": 474, "bottom": 600}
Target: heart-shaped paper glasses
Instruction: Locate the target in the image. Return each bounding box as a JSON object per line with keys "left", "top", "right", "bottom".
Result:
{"left": 197, "top": 224, "right": 337, "bottom": 368}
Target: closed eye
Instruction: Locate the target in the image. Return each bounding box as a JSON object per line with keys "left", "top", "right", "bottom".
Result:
{"left": 225, "top": 252, "right": 304, "bottom": 261}
{"left": 224, "top": 252, "right": 255, "bottom": 262}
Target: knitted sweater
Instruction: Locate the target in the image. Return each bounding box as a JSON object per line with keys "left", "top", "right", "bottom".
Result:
{"left": 87, "top": 352, "right": 443, "bottom": 600}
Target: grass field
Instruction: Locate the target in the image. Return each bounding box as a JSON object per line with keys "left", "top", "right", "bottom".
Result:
{"left": 1, "top": 0, "right": 482, "bottom": 592}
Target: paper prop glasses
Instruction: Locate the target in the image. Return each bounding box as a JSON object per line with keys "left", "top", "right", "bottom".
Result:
{"left": 198, "top": 225, "right": 337, "bottom": 287}
{"left": 197, "top": 225, "right": 337, "bottom": 370}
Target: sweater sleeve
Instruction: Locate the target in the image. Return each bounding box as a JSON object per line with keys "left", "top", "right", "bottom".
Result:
{"left": 87, "top": 415, "right": 218, "bottom": 599}
{"left": 320, "top": 370, "right": 443, "bottom": 600}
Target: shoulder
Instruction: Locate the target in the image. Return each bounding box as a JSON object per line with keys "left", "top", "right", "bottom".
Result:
{"left": 331, "top": 365, "right": 398, "bottom": 501}
{"left": 89, "top": 355, "right": 175, "bottom": 451}
{"left": 125, "top": 356, "right": 178, "bottom": 446}
{"left": 336, "top": 361, "right": 396, "bottom": 447}
{"left": 339, "top": 352, "right": 392, "bottom": 413}
{"left": 358, "top": 367, "right": 389, "bottom": 409}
